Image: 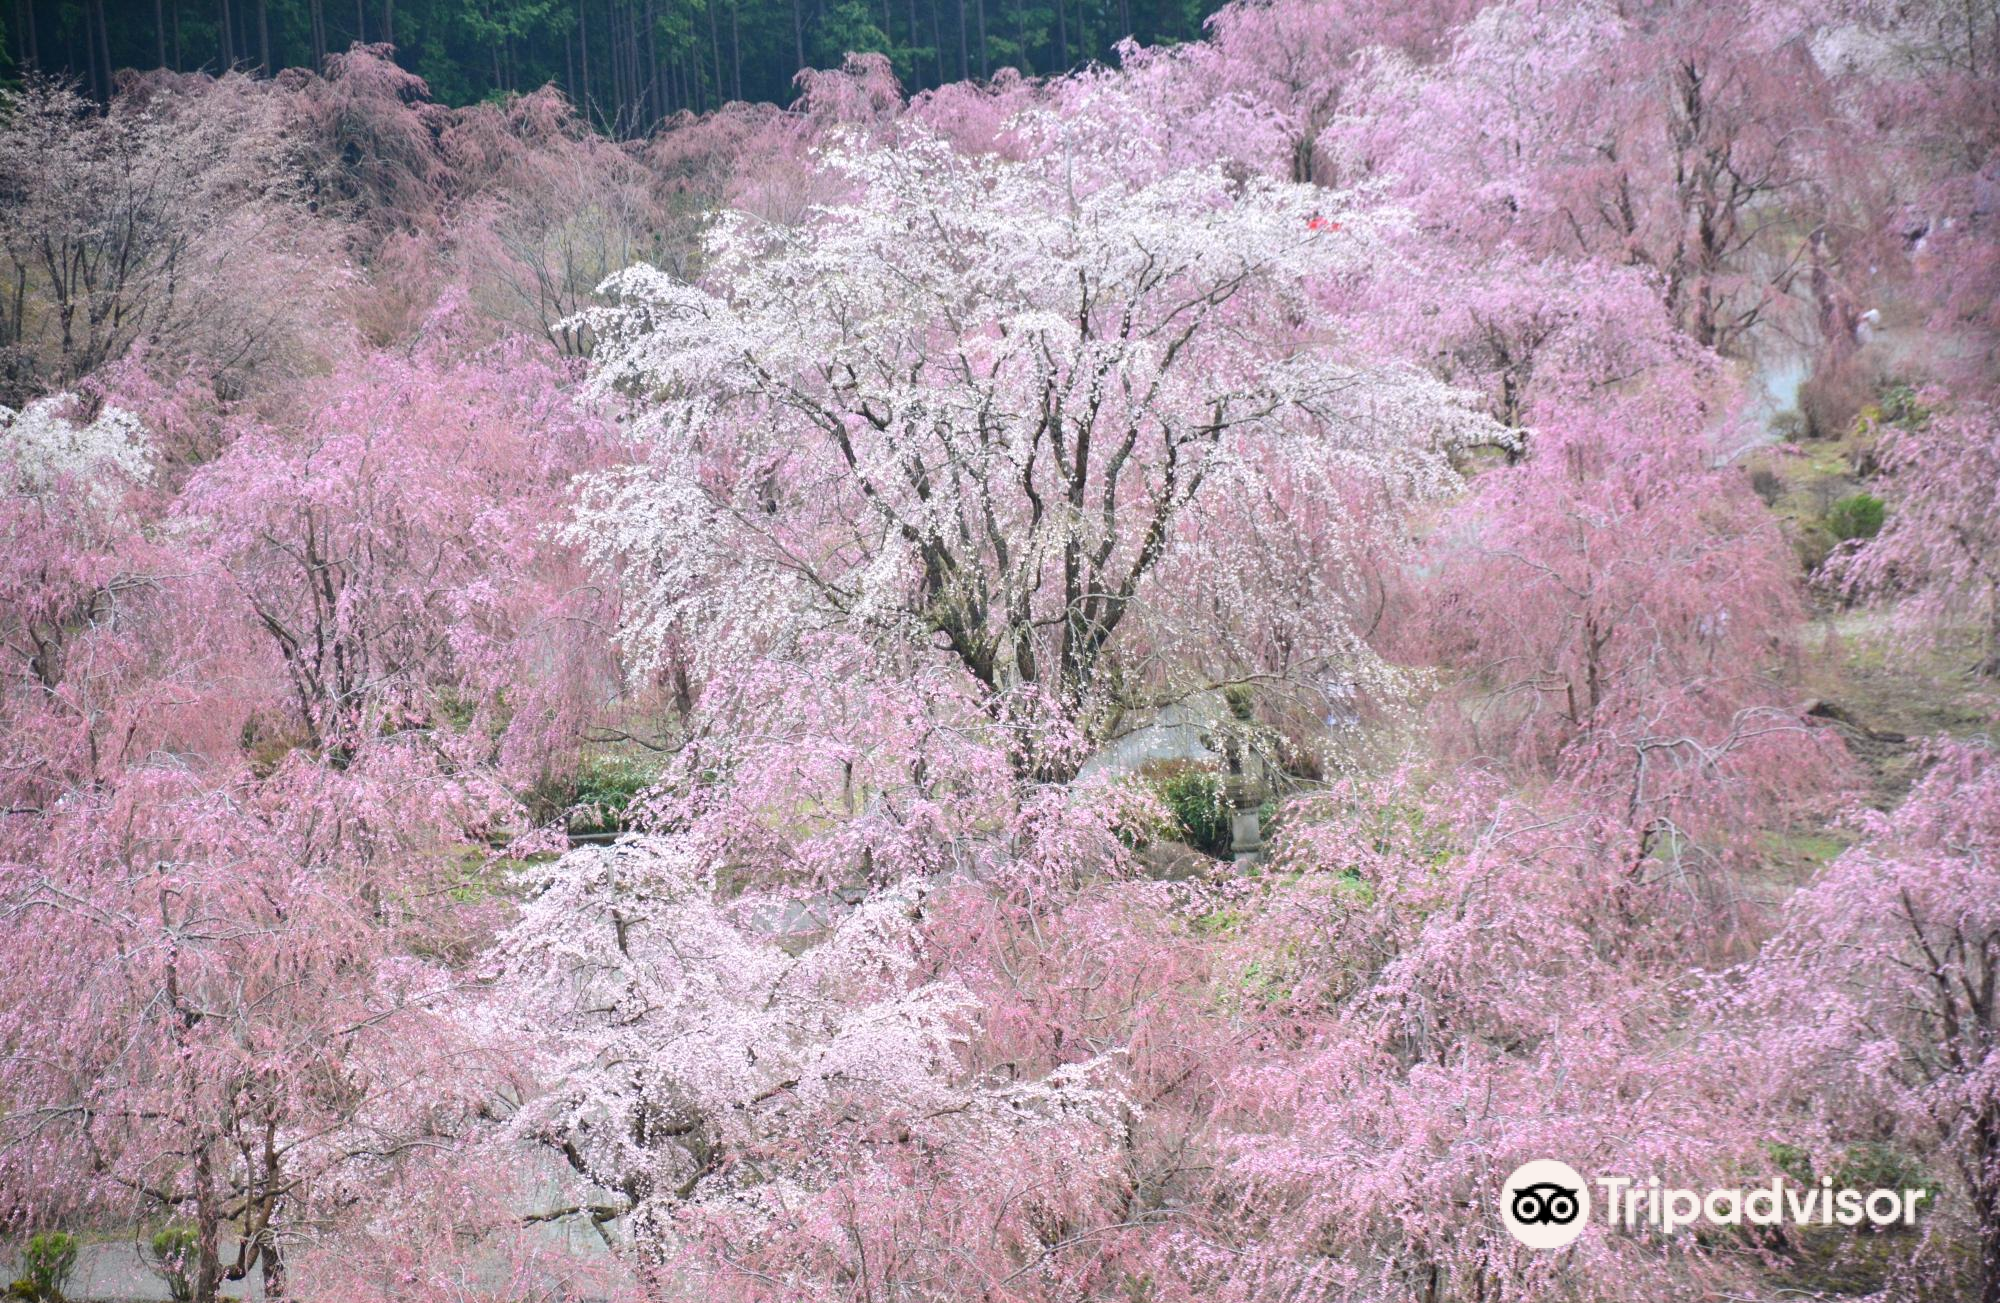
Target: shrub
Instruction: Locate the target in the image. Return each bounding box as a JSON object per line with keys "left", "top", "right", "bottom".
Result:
{"left": 1152, "top": 766, "right": 1233, "bottom": 856}
{"left": 566, "top": 757, "right": 660, "bottom": 838}
{"left": 1879, "top": 383, "right": 1927, "bottom": 426}
{"left": 14, "top": 1232, "right": 77, "bottom": 1303}
{"left": 143, "top": 1225, "right": 198, "bottom": 1302}
{"left": 1826, "top": 492, "right": 1886, "bottom": 541}
{"left": 1829, "top": 1142, "right": 1935, "bottom": 1206}
{"left": 1749, "top": 465, "right": 1782, "bottom": 505}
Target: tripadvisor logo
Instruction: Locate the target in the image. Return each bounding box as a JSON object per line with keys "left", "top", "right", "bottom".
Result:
{"left": 1498, "top": 1160, "right": 1930, "bottom": 1250}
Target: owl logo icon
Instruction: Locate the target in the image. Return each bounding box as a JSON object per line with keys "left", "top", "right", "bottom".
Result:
{"left": 1500, "top": 1160, "right": 1592, "bottom": 1249}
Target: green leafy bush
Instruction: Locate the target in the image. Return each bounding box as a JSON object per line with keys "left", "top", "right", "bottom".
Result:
{"left": 144, "top": 1225, "right": 198, "bottom": 1302}
{"left": 1152, "top": 767, "right": 1232, "bottom": 856}
{"left": 566, "top": 757, "right": 660, "bottom": 838}
{"left": 1879, "top": 383, "right": 1927, "bottom": 427}
{"left": 10, "top": 1232, "right": 78, "bottom": 1302}
{"left": 1829, "top": 1142, "right": 1934, "bottom": 1204}
{"left": 1827, "top": 492, "right": 1886, "bottom": 541}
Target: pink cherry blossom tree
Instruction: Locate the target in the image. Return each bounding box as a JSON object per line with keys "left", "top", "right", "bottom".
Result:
{"left": 1728, "top": 739, "right": 2000, "bottom": 1303}
{"left": 1829, "top": 398, "right": 2000, "bottom": 674}
{"left": 177, "top": 309, "right": 613, "bottom": 783}
{"left": 1419, "top": 408, "right": 1844, "bottom": 884}
{"left": 0, "top": 756, "right": 516, "bottom": 1303}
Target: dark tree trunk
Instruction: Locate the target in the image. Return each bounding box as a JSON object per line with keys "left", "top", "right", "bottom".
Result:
{"left": 606, "top": 0, "right": 622, "bottom": 121}
{"left": 645, "top": 0, "right": 663, "bottom": 122}
{"left": 353, "top": 0, "right": 363, "bottom": 45}
{"left": 154, "top": 0, "right": 167, "bottom": 66}
{"left": 975, "top": 0, "right": 986, "bottom": 76}
{"left": 705, "top": 0, "right": 722, "bottom": 107}
{"left": 15, "top": 0, "right": 38, "bottom": 66}
{"left": 257, "top": 0, "right": 269, "bottom": 68}
{"left": 92, "top": 0, "right": 114, "bottom": 93}
{"left": 383, "top": 0, "right": 393, "bottom": 45}
{"left": 930, "top": 0, "right": 944, "bottom": 85}
{"left": 729, "top": 0, "right": 740, "bottom": 102}
{"left": 578, "top": 0, "right": 592, "bottom": 117}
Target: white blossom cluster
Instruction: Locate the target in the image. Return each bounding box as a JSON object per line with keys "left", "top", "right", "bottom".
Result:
{"left": 1, "top": 393, "right": 153, "bottom": 497}
{"left": 496, "top": 835, "right": 1127, "bottom": 1223}
{"left": 568, "top": 125, "right": 1498, "bottom": 726}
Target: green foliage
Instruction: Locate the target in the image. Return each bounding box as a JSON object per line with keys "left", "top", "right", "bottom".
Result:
{"left": 1826, "top": 492, "right": 1886, "bottom": 541}
{"left": 10, "top": 1232, "right": 77, "bottom": 1303}
{"left": 567, "top": 756, "right": 659, "bottom": 837}
{"left": 143, "top": 1226, "right": 198, "bottom": 1303}
{"left": 1767, "top": 1139, "right": 1815, "bottom": 1184}
{"left": 1878, "top": 383, "right": 1927, "bottom": 427}
{"left": 28, "top": 0, "right": 1231, "bottom": 126}
{"left": 1829, "top": 1142, "right": 1935, "bottom": 1202}
{"left": 1764, "top": 1140, "right": 1935, "bottom": 1206}
{"left": 1152, "top": 765, "right": 1231, "bottom": 856}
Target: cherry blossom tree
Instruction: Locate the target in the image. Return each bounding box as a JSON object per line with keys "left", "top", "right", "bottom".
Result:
{"left": 0, "top": 75, "right": 335, "bottom": 402}
{"left": 0, "top": 756, "right": 516, "bottom": 1303}
{"left": 0, "top": 392, "right": 154, "bottom": 693}
{"left": 177, "top": 309, "right": 613, "bottom": 781}
{"left": 1336, "top": 0, "right": 1842, "bottom": 356}
{"left": 1135, "top": 771, "right": 1774, "bottom": 1302}
{"left": 1830, "top": 398, "right": 2000, "bottom": 674}
{"left": 1420, "top": 409, "right": 1843, "bottom": 880}
{"left": 491, "top": 834, "right": 1133, "bottom": 1298}
{"left": 0, "top": 316, "right": 617, "bottom": 1301}
{"left": 1729, "top": 739, "right": 2000, "bottom": 1303}
{"left": 573, "top": 127, "right": 1497, "bottom": 778}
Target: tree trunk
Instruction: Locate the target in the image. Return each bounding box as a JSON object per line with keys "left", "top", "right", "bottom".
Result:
{"left": 353, "top": 0, "right": 364, "bottom": 45}
{"left": 929, "top": 0, "right": 943, "bottom": 85}
{"left": 257, "top": 0, "right": 269, "bottom": 69}
{"left": 16, "top": 0, "right": 37, "bottom": 67}
{"left": 578, "top": 0, "right": 592, "bottom": 117}
{"left": 605, "top": 0, "right": 622, "bottom": 121}
{"left": 90, "top": 0, "right": 114, "bottom": 96}
{"left": 1973, "top": 1099, "right": 2000, "bottom": 1303}
{"left": 193, "top": 1150, "right": 224, "bottom": 1303}
{"left": 154, "top": 0, "right": 168, "bottom": 66}
{"left": 706, "top": 0, "right": 722, "bottom": 107}
{"left": 646, "top": 0, "right": 663, "bottom": 123}
{"left": 974, "top": 0, "right": 985, "bottom": 76}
